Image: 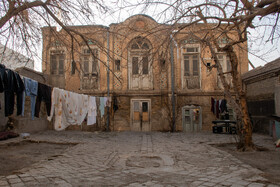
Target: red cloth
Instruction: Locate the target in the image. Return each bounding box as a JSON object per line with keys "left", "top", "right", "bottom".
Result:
{"left": 0, "top": 131, "right": 19, "bottom": 141}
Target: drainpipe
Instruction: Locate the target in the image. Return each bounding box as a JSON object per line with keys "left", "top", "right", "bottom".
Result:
{"left": 107, "top": 30, "right": 110, "bottom": 131}
{"left": 170, "top": 35, "right": 176, "bottom": 132}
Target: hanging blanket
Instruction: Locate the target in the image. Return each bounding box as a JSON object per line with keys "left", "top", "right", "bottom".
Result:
{"left": 47, "top": 88, "right": 88, "bottom": 131}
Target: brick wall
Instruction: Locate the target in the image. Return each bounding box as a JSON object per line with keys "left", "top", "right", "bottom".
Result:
{"left": 41, "top": 15, "right": 248, "bottom": 132}
{"left": 246, "top": 77, "right": 277, "bottom": 99}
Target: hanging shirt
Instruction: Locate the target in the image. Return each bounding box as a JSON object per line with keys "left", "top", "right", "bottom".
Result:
{"left": 87, "top": 96, "right": 97, "bottom": 125}
{"left": 213, "top": 99, "right": 217, "bottom": 115}
{"left": 48, "top": 88, "right": 88, "bottom": 131}
{"left": 47, "top": 87, "right": 64, "bottom": 130}
{"left": 22, "top": 77, "right": 38, "bottom": 120}
{"left": 211, "top": 97, "right": 215, "bottom": 114}
{"left": 220, "top": 99, "right": 227, "bottom": 113}
{"left": 113, "top": 96, "right": 118, "bottom": 112}
{"left": 100, "top": 97, "right": 105, "bottom": 117}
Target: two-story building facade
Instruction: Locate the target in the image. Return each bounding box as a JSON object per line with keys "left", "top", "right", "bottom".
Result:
{"left": 41, "top": 15, "right": 248, "bottom": 132}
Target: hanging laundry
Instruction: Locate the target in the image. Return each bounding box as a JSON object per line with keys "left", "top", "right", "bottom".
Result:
{"left": 105, "top": 97, "right": 111, "bottom": 107}
{"left": 35, "top": 83, "right": 52, "bottom": 117}
{"left": 213, "top": 99, "right": 216, "bottom": 116}
{"left": 4, "top": 69, "right": 16, "bottom": 116}
{"left": 215, "top": 99, "right": 220, "bottom": 118}
{"left": 220, "top": 99, "right": 227, "bottom": 113}
{"left": 48, "top": 88, "right": 88, "bottom": 131}
{"left": 64, "top": 91, "right": 88, "bottom": 126}
{"left": 4, "top": 69, "right": 24, "bottom": 116}
{"left": 87, "top": 96, "right": 97, "bottom": 125}
{"left": 219, "top": 99, "right": 222, "bottom": 113}
{"left": 211, "top": 97, "right": 214, "bottom": 114}
{"left": 14, "top": 73, "right": 25, "bottom": 115}
{"left": 100, "top": 97, "right": 105, "bottom": 117}
{"left": 47, "top": 87, "right": 64, "bottom": 130}
{"left": 113, "top": 96, "right": 118, "bottom": 112}
{"left": 22, "top": 77, "right": 38, "bottom": 120}
{"left": 0, "top": 64, "right": 8, "bottom": 93}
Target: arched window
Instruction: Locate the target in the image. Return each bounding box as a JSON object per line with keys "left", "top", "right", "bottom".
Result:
{"left": 130, "top": 37, "right": 150, "bottom": 50}
{"left": 128, "top": 37, "right": 153, "bottom": 90}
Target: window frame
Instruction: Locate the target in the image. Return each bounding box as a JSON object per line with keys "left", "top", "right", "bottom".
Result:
{"left": 182, "top": 46, "right": 200, "bottom": 77}
{"left": 81, "top": 47, "right": 99, "bottom": 77}
{"left": 181, "top": 42, "right": 201, "bottom": 90}
{"left": 50, "top": 50, "right": 65, "bottom": 76}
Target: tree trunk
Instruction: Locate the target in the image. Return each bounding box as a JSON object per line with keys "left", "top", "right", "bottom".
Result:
{"left": 206, "top": 40, "right": 254, "bottom": 151}
{"left": 238, "top": 94, "right": 254, "bottom": 151}
{"left": 224, "top": 45, "right": 255, "bottom": 151}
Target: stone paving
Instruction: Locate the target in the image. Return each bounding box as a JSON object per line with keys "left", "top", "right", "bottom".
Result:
{"left": 0, "top": 131, "right": 279, "bottom": 187}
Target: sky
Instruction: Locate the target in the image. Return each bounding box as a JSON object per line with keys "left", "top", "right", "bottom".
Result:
{"left": 2, "top": 0, "right": 280, "bottom": 71}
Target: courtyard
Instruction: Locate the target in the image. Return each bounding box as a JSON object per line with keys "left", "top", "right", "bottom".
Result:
{"left": 0, "top": 131, "right": 279, "bottom": 187}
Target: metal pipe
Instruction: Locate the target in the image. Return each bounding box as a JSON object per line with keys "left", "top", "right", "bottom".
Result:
{"left": 170, "top": 35, "right": 176, "bottom": 132}
{"left": 107, "top": 30, "right": 110, "bottom": 131}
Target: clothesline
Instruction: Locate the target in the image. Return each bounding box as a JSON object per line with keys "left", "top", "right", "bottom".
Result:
{"left": 47, "top": 88, "right": 111, "bottom": 131}
{"left": 1, "top": 64, "right": 113, "bottom": 131}
{"left": 211, "top": 97, "right": 228, "bottom": 119}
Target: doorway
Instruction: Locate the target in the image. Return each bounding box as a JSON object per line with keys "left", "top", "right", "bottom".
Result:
{"left": 131, "top": 99, "right": 151, "bottom": 131}
{"left": 182, "top": 105, "right": 202, "bottom": 132}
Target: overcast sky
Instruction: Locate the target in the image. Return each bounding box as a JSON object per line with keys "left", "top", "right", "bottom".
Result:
{"left": 2, "top": 0, "right": 279, "bottom": 71}
{"left": 34, "top": 0, "right": 280, "bottom": 71}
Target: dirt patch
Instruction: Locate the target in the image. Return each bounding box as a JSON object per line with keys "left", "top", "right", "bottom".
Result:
{"left": 212, "top": 143, "right": 280, "bottom": 184}
{"left": 0, "top": 140, "right": 75, "bottom": 176}
{"left": 126, "top": 155, "right": 163, "bottom": 168}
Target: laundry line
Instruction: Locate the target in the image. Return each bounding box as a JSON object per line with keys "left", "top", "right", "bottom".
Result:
{"left": 1, "top": 64, "right": 112, "bottom": 131}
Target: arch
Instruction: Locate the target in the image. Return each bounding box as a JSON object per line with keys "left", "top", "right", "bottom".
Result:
{"left": 128, "top": 36, "right": 152, "bottom": 51}
{"left": 122, "top": 14, "right": 158, "bottom": 26}
{"left": 128, "top": 37, "right": 153, "bottom": 90}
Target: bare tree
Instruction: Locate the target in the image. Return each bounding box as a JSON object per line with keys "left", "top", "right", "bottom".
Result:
{"left": 116, "top": 0, "right": 279, "bottom": 150}
{"left": 1, "top": 0, "right": 279, "bottom": 150}
{"left": 160, "top": 0, "right": 279, "bottom": 150}
{"left": 0, "top": 0, "right": 109, "bottom": 68}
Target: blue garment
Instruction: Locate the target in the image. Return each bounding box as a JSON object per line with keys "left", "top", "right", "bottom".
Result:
{"left": 22, "top": 77, "right": 38, "bottom": 120}
{"left": 99, "top": 97, "right": 105, "bottom": 117}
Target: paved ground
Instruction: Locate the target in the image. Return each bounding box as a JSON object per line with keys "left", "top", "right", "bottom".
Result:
{"left": 0, "top": 131, "right": 279, "bottom": 187}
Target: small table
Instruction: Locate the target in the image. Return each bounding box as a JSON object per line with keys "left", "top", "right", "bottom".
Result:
{"left": 212, "top": 120, "right": 237, "bottom": 134}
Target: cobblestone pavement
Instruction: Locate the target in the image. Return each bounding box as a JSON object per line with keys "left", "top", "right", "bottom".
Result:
{"left": 0, "top": 131, "right": 279, "bottom": 187}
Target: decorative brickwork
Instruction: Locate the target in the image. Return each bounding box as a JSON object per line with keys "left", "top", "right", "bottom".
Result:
{"left": 41, "top": 15, "right": 249, "bottom": 132}
{"left": 160, "top": 72, "right": 167, "bottom": 89}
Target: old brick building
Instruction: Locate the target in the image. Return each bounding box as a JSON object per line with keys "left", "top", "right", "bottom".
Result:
{"left": 41, "top": 15, "right": 248, "bottom": 132}
{"left": 243, "top": 57, "right": 280, "bottom": 134}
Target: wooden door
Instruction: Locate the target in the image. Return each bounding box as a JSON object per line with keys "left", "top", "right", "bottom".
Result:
{"left": 131, "top": 100, "right": 150, "bottom": 131}
{"left": 182, "top": 106, "right": 201, "bottom": 132}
